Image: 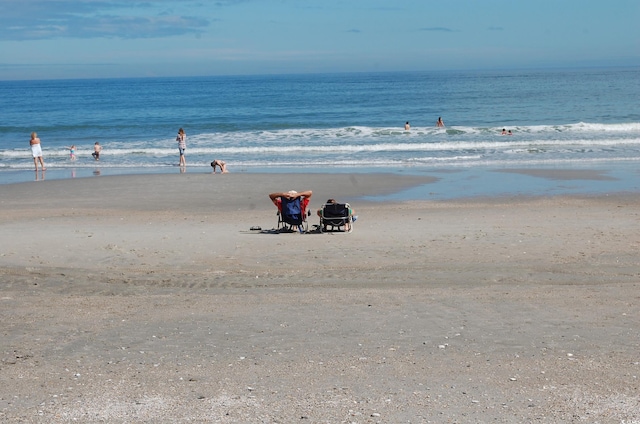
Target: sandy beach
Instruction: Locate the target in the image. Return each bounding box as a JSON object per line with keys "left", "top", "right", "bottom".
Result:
{"left": 1, "top": 172, "right": 639, "bottom": 423}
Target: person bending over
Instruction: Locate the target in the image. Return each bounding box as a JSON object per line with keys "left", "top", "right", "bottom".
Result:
{"left": 210, "top": 159, "right": 228, "bottom": 173}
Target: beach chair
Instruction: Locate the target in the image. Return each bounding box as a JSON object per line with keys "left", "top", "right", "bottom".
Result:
{"left": 319, "top": 202, "right": 353, "bottom": 233}
{"left": 277, "top": 196, "right": 310, "bottom": 233}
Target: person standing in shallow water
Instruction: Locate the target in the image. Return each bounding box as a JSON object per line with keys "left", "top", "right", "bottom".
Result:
{"left": 65, "top": 144, "right": 77, "bottom": 160}
{"left": 29, "top": 132, "right": 46, "bottom": 171}
{"left": 436, "top": 117, "right": 445, "bottom": 127}
{"left": 177, "top": 128, "right": 186, "bottom": 167}
{"left": 92, "top": 142, "right": 102, "bottom": 160}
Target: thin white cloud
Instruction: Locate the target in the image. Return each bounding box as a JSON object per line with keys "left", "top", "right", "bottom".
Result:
{"left": 419, "top": 27, "right": 458, "bottom": 33}
{"left": 212, "top": 0, "right": 253, "bottom": 5}
{"left": 0, "top": 0, "right": 210, "bottom": 40}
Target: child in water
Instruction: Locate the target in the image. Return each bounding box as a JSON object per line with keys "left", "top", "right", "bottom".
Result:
{"left": 65, "top": 145, "right": 76, "bottom": 160}
{"left": 92, "top": 142, "right": 102, "bottom": 161}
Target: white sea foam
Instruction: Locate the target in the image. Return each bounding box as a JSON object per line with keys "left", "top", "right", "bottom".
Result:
{"left": 2, "top": 68, "right": 639, "bottom": 181}
{"left": 2, "top": 121, "right": 639, "bottom": 172}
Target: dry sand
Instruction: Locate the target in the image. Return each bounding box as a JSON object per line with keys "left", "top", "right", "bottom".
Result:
{"left": 1, "top": 173, "right": 639, "bottom": 423}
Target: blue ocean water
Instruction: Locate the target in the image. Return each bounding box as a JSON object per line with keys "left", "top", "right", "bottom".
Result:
{"left": 1, "top": 67, "right": 639, "bottom": 192}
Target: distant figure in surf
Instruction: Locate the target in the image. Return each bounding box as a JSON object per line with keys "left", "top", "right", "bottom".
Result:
{"left": 29, "top": 132, "right": 46, "bottom": 171}
{"left": 404, "top": 121, "right": 411, "bottom": 131}
{"left": 92, "top": 142, "right": 102, "bottom": 161}
{"left": 436, "top": 117, "right": 445, "bottom": 127}
{"left": 65, "top": 144, "right": 76, "bottom": 160}
{"left": 176, "top": 128, "right": 186, "bottom": 167}
{"left": 508, "top": 130, "right": 513, "bottom": 135}
{"left": 501, "top": 128, "right": 507, "bottom": 135}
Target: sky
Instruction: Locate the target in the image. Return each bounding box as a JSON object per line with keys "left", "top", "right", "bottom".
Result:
{"left": 0, "top": 0, "right": 638, "bottom": 80}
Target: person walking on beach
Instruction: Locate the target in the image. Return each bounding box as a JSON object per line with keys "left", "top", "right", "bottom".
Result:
{"left": 436, "top": 117, "right": 445, "bottom": 127}
{"left": 177, "top": 128, "right": 186, "bottom": 167}
{"left": 92, "top": 142, "right": 102, "bottom": 161}
{"left": 29, "top": 132, "right": 46, "bottom": 171}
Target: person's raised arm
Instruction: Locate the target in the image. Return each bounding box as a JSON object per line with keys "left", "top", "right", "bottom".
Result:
{"left": 270, "top": 192, "right": 294, "bottom": 206}
{"left": 296, "top": 190, "right": 313, "bottom": 199}
{"left": 270, "top": 190, "right": 312, "bottom": 202}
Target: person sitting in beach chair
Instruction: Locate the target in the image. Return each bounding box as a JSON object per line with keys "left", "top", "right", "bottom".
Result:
{"left": 269, "top": 190, "right": 312, "bottom": 233}
{"left": 318, "top": 199, "right": 355, "bottom": 233}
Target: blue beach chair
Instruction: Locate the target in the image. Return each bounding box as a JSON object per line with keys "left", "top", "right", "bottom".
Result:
{"left": 277, "top": 196, "right": 309, "bottom": 233}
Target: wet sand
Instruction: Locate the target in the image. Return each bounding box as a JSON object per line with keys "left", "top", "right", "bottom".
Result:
{"left": 1, "top": 173, "right": 639, "bottom": 422}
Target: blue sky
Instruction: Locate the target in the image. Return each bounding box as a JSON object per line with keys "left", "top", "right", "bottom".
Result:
{"left": 1, "top": 0, "right": 638, "bottom": 80}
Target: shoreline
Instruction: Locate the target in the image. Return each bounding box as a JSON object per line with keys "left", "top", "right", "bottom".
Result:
{"left": 1, "top": 172, "right": 639, "bottom": 422}
{"left": 2, "top": 160, "right": 639, "bottom": 201}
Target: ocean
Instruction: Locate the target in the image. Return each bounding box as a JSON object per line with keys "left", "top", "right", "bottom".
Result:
{"left": 1, "top": 67, "right": 639, "bottom": 196}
